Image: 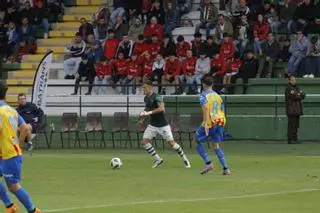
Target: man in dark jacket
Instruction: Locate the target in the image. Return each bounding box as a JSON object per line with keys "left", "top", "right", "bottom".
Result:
{"left": 16, "top": 93, "right": 44, "bottom": 150}
{"left": 72, "top": 55, "right": 96, "bottom": 95}
{"left": 285, "top": 75, "right": 305, "bottom": 144}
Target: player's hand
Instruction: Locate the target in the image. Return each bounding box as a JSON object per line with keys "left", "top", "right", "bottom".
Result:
{"left": 139, "top": 111, "right": 152, "bottom": 117}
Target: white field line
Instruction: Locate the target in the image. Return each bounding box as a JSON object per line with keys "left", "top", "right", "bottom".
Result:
{"left": 43, "top": 188, "right": 320, "bottom": 213}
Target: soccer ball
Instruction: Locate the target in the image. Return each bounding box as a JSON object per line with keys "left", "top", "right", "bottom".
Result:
{"left": 110, "top": 157, "right": 123, "bottom": 169}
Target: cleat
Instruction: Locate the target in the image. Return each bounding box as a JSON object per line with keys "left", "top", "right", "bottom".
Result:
{"left": 222, "top": 168, "right": 231, "bottom": 176}
{"left": 34, "top": 208, "right": 41, "bottom": 213}
{"left": 200, "top": 164, "right": 213, "bottom": 175}
{"left": 6, "top": 204, "right": 18, "bottom": 213}
{"left": 184, "top": 159, "right": 191, "bottom": 168}
{"left": 27, "top": 141, "right": 33, "bottom": 151}
{"left": 152, "top": 159, "right": 164, "bottom": 168}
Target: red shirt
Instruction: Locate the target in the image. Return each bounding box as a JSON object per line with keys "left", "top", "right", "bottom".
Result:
{"left": 114, "top": 59, "right": 128, "bottom": 75}
{"left": 141, "top": 0, "right": 152, "bottom": 11}
{"left": 176, "top": 42, "right": 191, "bottom": 58}
{"left": 96, "top": 62, "right": 113, "bottom": 77}
{"left": 142, "top": 58, "right": 154, "bottom": 76}
{"left": 149, "top": 42, "right": 161, "bottom": 58}
{"left": 211, "top": 57, "right": 226, "bottom": 75}
{"left": 182, "top": 56, "right": 196, "bottom": 75}
{"left": 230, "top": 60, "right": 242, "bottom": 73}
{"left": 220, "top": 40, "right": 235, "bottom": 60}
{"left": 253, "top": 22, "right": 269, "bottom": 40}
{"left": 127, "top": 59, "right": 142, "bottom": 76}
{"left": 104, "top": 39, "right": 119, "bottom": 59}
{"left": 133, "top": 42, "right": 147, "bottom": 56}
{"left": 144, "top": 24, "right": 164, "bottom": 40}
{"left": 164, "top": 58, "right": 181, "bottom": 76}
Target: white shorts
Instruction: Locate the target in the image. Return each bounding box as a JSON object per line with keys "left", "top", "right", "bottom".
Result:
{"left": 226, "top": 72, "right": 238, "bottom": 76}
{"left": 143, "top": 125, "right": 174, "bottom": 141}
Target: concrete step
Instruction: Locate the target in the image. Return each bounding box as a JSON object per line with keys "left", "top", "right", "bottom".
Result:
{"left": 65, "top": 6, "right": 99, "bottom": 14}
{"left": 22, "top": 54, "right": 64, "bottom": 63}
{"left": 37, "top": 46, "right": 65, "bottom": 54}
{"left": 7, "top": 87, "right": 30, "bottom": 95}
{"left": 38, "top": 38, "right": 71, "bottom": 46}
{"left": 50, "top": 30, "right": 76, "bottom": 38}
{"left": 75, "top": 0, "right": 107, "bottom": 6}
{"left": 7, "top": 79, "right": 34, "bottom": 85}
{"left": 63, "top": 14, "right": 92, "bottom": 22}
{"left": 9, "top": 70, "right": 36, "bottom": 78}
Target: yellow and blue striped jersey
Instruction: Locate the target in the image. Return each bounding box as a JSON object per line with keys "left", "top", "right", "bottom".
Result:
{"left": 0, "top": 101, "right": 24, "bottom": 160}
{"left": 199, "top": 89, "right": 226, "bottom": 128}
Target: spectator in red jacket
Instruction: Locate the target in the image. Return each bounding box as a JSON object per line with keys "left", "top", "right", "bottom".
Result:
{"left": 221, "top": 53, "right": 242, "bottom": 93}
{"left": 150, "top": 34, "right": 162, "bottom": 58}
{"left": 103, "top": 29, "right": 120, "bottom": 59}
{"left": 141, "top": 51, "right": 154, "bottom": 80}
{"left": 144, "top": 16, "right": 164, "bottom": 40}
{"left": 180, "top": 50, "right": 197, "bottom": 94}
{"left": 94, "top": 57, "right": 113, "bottom": 94}
{"left": 133, "top": 35, "right": 147, "bottom": 56}
{"left": 219, "top": 33, "right": 235, "bottom": 60}
{"left": 211, "top": 53, "right": 226, "bottom": 77}
{"left": 176, "top": 35, "right": 191, "bottom": 60}
{"left": 122, "top": 54, "right": 142, "bottom": 94}
{"left": 253, "top": 14, "right": 270, "bottom": 55}
{"left": 161, "top": 54, "right": 181, "bottom": 94}
{"left": 112, "top": 51, "right": 128, "bottom": 93}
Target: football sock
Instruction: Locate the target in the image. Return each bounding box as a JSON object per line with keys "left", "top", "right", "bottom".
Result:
{"left": 196, "top": 143, "right": 211, "bottom": 165}
{"left": 172, "top": 143, "right": 188, "bottom": 161}
{"left": 13, "top": 188, "right": 35, "bottom": 212}
{"left": 0, "top": 183, "right": 13, "bottom": 208}
{"left": 143, "top": 143, "right": 161, "bottom": 161}
{"left": 214, "top": 148, "right": 228, "bottom": 170}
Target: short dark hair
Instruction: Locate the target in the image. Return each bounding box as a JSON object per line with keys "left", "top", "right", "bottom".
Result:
{"left": 177, "top": 35, "right": 185, "bottom": 42}
{"left": 18, "top": 93, "right": 26, "bottom": 98}
{"left": 0, "top": 83, "right": 8, "bottom": 100}
{"left": 201, "top": 75, "right": 214, "bottom": 87}
{"left": 138, "top": 34, "right": 144, "bottom": 40}
{"left": 75, "top": 32, "right": 81, "bottom": 37}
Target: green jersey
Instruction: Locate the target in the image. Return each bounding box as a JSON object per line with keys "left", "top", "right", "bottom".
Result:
{"left": 144, "top": 92, "right": 168, "bottom": 127}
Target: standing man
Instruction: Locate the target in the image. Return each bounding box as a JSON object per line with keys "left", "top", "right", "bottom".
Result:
{"left": 0, "top": 83, "right": 41, "bottom": 213}
{"left": 137, "top": 80, "right": 191, "bottom": 168}
{"left": 285, "top": 75, "right": 305, "bottom": 144}
{"left": 16, "top": 93, "right": 44, "bottom": 151}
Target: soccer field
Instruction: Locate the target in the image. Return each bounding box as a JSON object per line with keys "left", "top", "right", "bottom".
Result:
{"left": 14, "top": 142, "right": 320, "bottom": 213}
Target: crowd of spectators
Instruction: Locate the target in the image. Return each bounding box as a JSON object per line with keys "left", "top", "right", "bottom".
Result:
{"left": 0, "top": 0, "right": 64, "bottom": 63}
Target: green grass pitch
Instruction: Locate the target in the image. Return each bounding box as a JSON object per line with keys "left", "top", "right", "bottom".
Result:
{"left": 10, "top": 142, "right": 320, "bottom": 213}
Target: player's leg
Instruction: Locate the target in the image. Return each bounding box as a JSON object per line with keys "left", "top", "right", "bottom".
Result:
{"left": 211, "top": 126, "right": 230, "bottom": 175}
{"left": 193, "top": 126, "right": 213, "bottom": 174}
{"left": 3, "top": 156, "right": 40, "bottom": 213}
{"left": 141, "top": 125, "right": 163, "bottom": 168}
{"left": 162, "top": 125, "right": 191, "bottom": 168}
{"left": 0, "top": 162, "right": 16, "bottom": 212}
{"left": 25, "top": 124, "right": 34, "bottom": 151}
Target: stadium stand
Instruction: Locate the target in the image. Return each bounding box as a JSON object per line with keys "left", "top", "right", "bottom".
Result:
{"left": 1, "top": 0, "right": 320, "bottom": 107}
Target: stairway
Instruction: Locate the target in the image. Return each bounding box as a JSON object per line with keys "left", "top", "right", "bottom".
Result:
{"left": 6, "top": 0, "right": 108, "bottom": 106}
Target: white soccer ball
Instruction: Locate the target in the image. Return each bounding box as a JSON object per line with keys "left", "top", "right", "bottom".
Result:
{"left": 110, "top": 157, "right": 123, "bottom": 169}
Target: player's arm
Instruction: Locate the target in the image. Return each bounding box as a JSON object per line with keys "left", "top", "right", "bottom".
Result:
{"left": 17, "top": 115, "right": 28, "bottom": 147}
{"left": 200, "top": 95, "right": 210, "bottom": 135}
{"left": 140, "top": 95, "right": 165, "bottom": 116}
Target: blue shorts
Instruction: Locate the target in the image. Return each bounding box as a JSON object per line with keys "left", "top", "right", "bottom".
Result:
{"left": 194, "top": 126, "right": 224, "bottom": 143}
{"left": 0, "top": 156, "right": 22, "bottom": 185}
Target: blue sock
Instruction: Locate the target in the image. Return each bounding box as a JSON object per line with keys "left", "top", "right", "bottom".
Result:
{"left": 13, "top": 188, "right": 35, "bottom": 212}
{"left": 0, "top": 183, "right": 13, "bottom": 208}
{"left": 215, "top": 148, "right": 228, "bottom": 170}
{"left": 196, "top": 143, "right": 211, "bottom": 165}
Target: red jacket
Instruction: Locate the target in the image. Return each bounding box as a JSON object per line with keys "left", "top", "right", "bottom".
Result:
{"left": 142, "top": 58, "right": 154, "bottom": 76}
{"left": 144, "top": 24, "right": 164, "bottom": 40}
{"left": 164, "top": 58, "right": 181, "bottom": 76}
{"left": 127, "top": 59, "right": 142, "bottom": 77}
{"left": 176, "top": 42, "right": 191, "bottom": 58}
{"left": 133, "top": 42, "right": 147, "bottom": 56}
{"left": 230, "top": 60, "right": 242, "bottom": 73}
{"left": 253, "top": 22, "right": 269, "bottom": 40}
{"left": 141, "top": 0, "right": 152, "bottom": 11}
{"left": 220, "top": 40, "right": 235, "bottom": 60}
{"left": 104, "top": 39, "right": 119, "bottom": 59}
{"left": 149, "top": 42, "right": 161, "bottom": 58}
{"left": 114, "top": 59, "right": 128, "bottom": 75}
{"left": 182, "top": 57, "right": 196, "bottom": 75}
{"left": 96, "top": 62, "right": 113, "bottom": 77}
{"left": 211, "top": 57, "right": 226, "bottom": 75}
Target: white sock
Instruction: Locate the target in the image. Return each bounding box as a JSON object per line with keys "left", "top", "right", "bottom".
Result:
{"left": 172, "top": 143, "right": 188, "bottom": 161}
{"left": 143, "top": 143, "right": 161, "bottom": 161}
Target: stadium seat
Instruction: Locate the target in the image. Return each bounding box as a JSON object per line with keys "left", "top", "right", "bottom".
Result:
{"left": 50, "top": 113, "right": 80, "bottom": 148}
{"left": 135, "top": 116, "right": 150, "bottom": 148}
{"left": 183, "top": 114, "right": 202, "bottom": 148}
{"left": 181, "top": 11, "right": 201, "bottom": 26}
{"left": 33, "top": 115, "right": 50, "bottom": 148}
{"left": 82, "top": 112, "right": 106, "bottom": 148}
{"left": 110, "top": 112, "right": 131, "bottom": 148}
